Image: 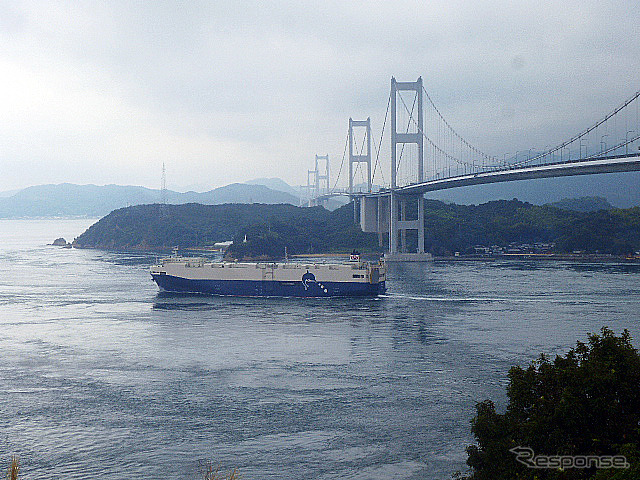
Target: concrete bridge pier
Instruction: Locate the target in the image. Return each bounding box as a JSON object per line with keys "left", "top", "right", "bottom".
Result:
{"left": 391, "top": 193, "right": 425, "bottom": 255}
{"left": 389, "top": 192, "right": 398, "bottom": 253}
{"left": 353, "top": 196, "right": 359, "bottom": 224}
{"left": 400, "top": 198, "right": 407, "bottom": 253}
{"left": 359, "top": 192, "right": 431, "bottom": 261}
{"left": 375, "top": 196, "right": 389, "bottom": 247}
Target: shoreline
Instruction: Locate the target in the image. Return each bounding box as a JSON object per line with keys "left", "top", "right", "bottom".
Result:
{"left": 65, "top": 244, "right": 640, "bottom": 264}
{"left": 434, "top": 253, "right": 640, "bottom": 263}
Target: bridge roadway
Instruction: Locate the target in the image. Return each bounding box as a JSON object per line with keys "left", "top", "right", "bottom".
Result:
{"left": 384, "top": 153, "right": 640, "bottom": 197}
{"left": 312, "top": 154, "right": 640, "bottom": 202}
{"left": 309, "top": 153, "right": 640, "bottom": 256}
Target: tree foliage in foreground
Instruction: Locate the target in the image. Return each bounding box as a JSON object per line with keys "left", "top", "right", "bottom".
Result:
{"left": 462, "top": 327, "right": 640, "bottom": 480}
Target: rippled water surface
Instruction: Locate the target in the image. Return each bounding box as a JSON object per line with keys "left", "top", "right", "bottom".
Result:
{"left": 1, "top": 218, "right": 639, "bottom": 479}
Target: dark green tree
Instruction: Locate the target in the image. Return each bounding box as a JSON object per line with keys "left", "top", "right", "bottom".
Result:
{"left": 463, "top": 327, "right": 640, "bottom": 480}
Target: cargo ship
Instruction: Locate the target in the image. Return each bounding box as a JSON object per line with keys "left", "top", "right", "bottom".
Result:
{"left": 150, "top": 252, "right": 386, "bottom": 297}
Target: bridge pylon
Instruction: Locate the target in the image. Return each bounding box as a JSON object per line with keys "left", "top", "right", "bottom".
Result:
{"left": 349, "top": 118, "right": 372, "bottom": 194}
{"left": 349, "top": 118, "right": 372, "bottom": 225}
{"left": 315, "top": 154, "right": 330, "bottom": 197}
{"left": 305, "top": 155, "right": 331, "bottom": 207}
{"left": 306, "top": 169, "right": 316, "bottom": 207}
{"left": 389, "top": 77, "right": 425, "bottom": 254}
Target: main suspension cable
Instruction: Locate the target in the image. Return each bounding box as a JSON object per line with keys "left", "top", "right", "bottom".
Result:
{"left": 331, "top": 131, "right": 349, "bottom": 193}
{"left": 372, "top": 92, "right": 391, "bottom": 187}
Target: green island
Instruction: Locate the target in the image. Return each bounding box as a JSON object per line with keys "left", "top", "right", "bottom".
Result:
{"left": 72, "top": 199, "right": 640, "bottom": 259}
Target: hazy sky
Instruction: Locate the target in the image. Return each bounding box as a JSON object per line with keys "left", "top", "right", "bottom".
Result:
{"left": 1, "top": 0, "right": 638, "bottom": 192}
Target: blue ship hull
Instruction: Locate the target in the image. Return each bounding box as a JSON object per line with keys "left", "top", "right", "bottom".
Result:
{"left": 152, "top": 273, "right": 385, "bottom": 297}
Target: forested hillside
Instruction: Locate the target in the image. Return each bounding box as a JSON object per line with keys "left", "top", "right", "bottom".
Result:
{"left": 73, "top": 200, "right": 640, "bottom": 258}
{"left": 74, "top": 203, "right": 378, "bottom": 256}
{"left": 423, "top": 199, "right": 640, "bottom": 255}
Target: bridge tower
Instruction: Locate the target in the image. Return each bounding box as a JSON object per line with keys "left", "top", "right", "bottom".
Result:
{"left": 315, "top": 154, "right": 330, "bottom": 196}
{"left": 306, "top": 169, "right": 316, "bottom": 206}
{"left": 390, "top": 77, "right": 425, "bottom": 254}
{"left": 349, "top": 118, "right": 372, "bottom": 194}
{"left": 349, "top": 118, "right": 372, "bottom": 224}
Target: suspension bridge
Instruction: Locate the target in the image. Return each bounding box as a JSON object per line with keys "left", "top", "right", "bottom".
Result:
{"left": 303, "top": 77, "right": 640, "bottom": 258}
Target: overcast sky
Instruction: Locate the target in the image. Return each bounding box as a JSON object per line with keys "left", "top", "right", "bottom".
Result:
{"left": 1, "top": 0, "right": 638, "bottom": 192}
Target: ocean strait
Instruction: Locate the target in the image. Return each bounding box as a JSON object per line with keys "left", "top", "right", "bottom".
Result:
{"left": 1, "top": 218, "right": 639, "bottom": 479}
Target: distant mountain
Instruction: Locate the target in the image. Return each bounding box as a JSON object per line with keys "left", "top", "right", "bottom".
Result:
{"left": 548, "top": 196, "right": 613, "bottom": 212}
{"left": 0, "top": 184, "right": 159, "bottom": 218}
{"left": 0, "top": 183, "right": 299, "bottom": 218}
{"left": 0, "top": 188, "right": 22, "bottom": 198}
{"left": 245, "top": 177, "right": 299, "bottom": 196}
{"left": 191, "top": 183, "right": 298, "bottom": 205}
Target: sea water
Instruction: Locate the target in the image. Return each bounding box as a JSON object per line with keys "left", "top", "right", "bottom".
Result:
{"left": 1, "top": 218, "right": 639, "bottom": 479}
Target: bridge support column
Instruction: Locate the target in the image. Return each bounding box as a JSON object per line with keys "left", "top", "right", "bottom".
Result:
{"left": 389, "top": 192, "right": 398, "bottom": 254}
{"left": 400, "top": 199, "right": 407, "bottom": 253}
{"left": 382, "top": 192, "right": 426, "bottom": 256}
{"left": 377, "top": 197, "right": 382, "bottom": 247}
{"left": 352, "top": 197, "right": 358, "bottom": 224}
{"left": 363, "top": 191, "right": 427, "bottom": 259}
{"left": 359, "top": 195, "right": 377, "bottom": 232}
{"left": 417, "top": 195, "right": 424, "bottom": 253}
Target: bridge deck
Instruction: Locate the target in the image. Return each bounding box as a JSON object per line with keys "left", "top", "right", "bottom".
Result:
{"left": 387, "top": 153, "right": 640, "bottom": 196}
